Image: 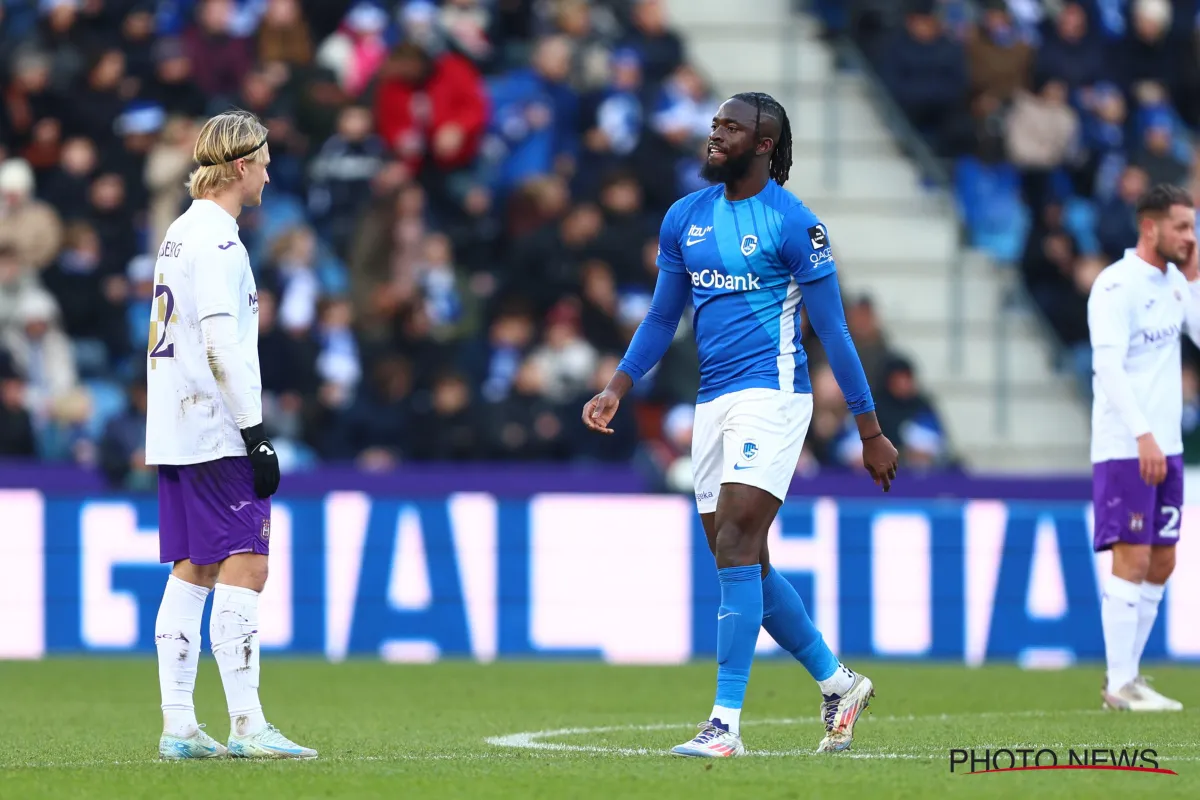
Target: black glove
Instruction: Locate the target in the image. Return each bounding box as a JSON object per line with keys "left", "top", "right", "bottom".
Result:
{"left": 240, "top": 423, "right": 280, "bottom": 499}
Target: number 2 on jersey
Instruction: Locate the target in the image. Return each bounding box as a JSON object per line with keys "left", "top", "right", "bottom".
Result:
{"left": 1160, "top": 506, "right": 1180, "bottom": 538}
{"left": 149, "top": 278, "right": 176, "bottom": 362}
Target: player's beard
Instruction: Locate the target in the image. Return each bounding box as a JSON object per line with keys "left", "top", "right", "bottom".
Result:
{"left": 1158, "top": 244, "right": 1189, "bottom": 266}
{"left": 700, "top": 147, "right": 755, "bottom": 185}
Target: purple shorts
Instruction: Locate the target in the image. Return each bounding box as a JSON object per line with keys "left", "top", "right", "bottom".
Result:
{"left": 158, "top": 457, "right": 271, "bottom": 565}
{"left": 1092, "top": 455, "right": 1184, "bottom": 552}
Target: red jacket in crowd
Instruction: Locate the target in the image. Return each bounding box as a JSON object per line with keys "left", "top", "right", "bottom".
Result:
{"left": 373, "top": 49, "right": 489, "bottom": 176}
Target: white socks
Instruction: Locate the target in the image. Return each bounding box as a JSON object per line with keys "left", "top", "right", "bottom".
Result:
{"left": 211, "top": 583, "right": 268, "bottom": 737}
{"left": 1101, "top": 575, "right": 1141, "bottom": 693}
{"left": 1133, "top": 581, "right": 1166, "bottom": 673}
{"left": 817, "top": 663, "right": 856, "bottom": 697}
{"left": 155, "top": 575, "right": 211, "bottom": 737}
{"left": 710, "top": 704, "right": 742, "bottom": 734}
{"left": 707, "top": 663, "right": 856, "bottom": 736}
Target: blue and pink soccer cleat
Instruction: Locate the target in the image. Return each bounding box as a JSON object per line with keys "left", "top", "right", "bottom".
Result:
{"left": 670, "top": 719, "right": 746, "bottom": 758}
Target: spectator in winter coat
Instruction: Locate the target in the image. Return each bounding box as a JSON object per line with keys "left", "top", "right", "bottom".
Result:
{"left": 2, "top": 289, "right": 77, "bottom": 422}
{"left": 478, "top": 36, "right": 579, "bottom": 201}
{"left": 616, "top": 0, "right": 684, "bottom": 86}
{"left": 315, "top": 1, "right": 391, "bottom": 99}
{"left": 967, "top": 0, "right": 1034, "bottom": 118}
{"left": 0, "top": 158, "right": 62, "bottom": 270}
{"left": 1110, "top": 0, "right": 1183, "bottom": 101}
{"left": 372, "top": 42, "right": 488, "bottom": 179}
{"left": 257, "top": 0, "right": 314, "bottom": 68}
{"left": 307, "top": 105, "right": 387, "bottom": 258}
{"left": 1033, "top": 2, "right": 1106, "bottom": 91}
{"left": 144, "top": 38, "right": 209, "bottom": 119}
{"left": 181, "top": 0, "right": 256, "bottom": 105}
{"left": 879, "top": 7, "right": 970, "bottom": 157}
{"left": 1096, "top": 165, "right": 1148, "bottom": 262}
{"left": 1130, "top": 107, "right": 1190, "bottom": 188}
{"left": 1004, "top": 78, "right": 1079, "bottom": 209}
{"left": 37, "top": 135, "right": 97, "bottom": 223}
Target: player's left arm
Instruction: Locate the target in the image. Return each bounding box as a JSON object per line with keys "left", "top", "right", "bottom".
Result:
{"left": 781, "top": 206, "right": 898, "bottom": 490}
{"left": 194, "top": 242, "right": 279, "bottom": 497}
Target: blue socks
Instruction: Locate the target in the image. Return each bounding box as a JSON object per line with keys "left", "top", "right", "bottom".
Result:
{"left": 761, "top": 567, "right": 839, "bottom": 682}
{"left": 713, "top": 565, "right": 764, "bottom": 729}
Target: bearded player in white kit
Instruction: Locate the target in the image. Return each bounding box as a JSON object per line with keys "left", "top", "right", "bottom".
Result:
{"left": 145, "top": 110, "right": 317, "bottom": 759}
{"left": 1088, "top": 184, "right": 1197, "bottom": 712}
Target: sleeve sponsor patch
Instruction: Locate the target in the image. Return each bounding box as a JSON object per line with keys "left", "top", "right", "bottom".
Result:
{"left": 807, "top": 224, "right": 828, "bottom": 250}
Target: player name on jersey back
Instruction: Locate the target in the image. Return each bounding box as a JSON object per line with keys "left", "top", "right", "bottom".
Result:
{"left": 657, "top": 183, "right": 836, "bottom": 403}
{"left": 1087, "top": 249, "right": 1199, "bottom": 462}
{"left": 144, "top": 200, "right": 263, "bottom": 466}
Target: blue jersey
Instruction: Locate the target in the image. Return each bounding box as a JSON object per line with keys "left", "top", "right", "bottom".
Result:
{"left": 657, "top": 182, "right": 836, "bottom": 403}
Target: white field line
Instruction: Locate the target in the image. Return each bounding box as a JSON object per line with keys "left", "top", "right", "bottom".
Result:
{"left": 6, "top": 709, "right": 1199, "bottom": 769}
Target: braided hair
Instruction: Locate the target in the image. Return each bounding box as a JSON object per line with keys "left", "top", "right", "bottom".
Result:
{"left": 731, "top": 91, "right": 793, "bottom": 186}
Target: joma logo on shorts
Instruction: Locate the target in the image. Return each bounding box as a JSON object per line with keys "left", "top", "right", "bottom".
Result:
{"left": 690, "top": 269, "right": 760, "bottom": 292}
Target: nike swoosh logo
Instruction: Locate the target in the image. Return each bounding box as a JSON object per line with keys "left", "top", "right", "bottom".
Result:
{"left": 218, "top": 241, "right": 238, "bottom": 250}
{"left": 686, "top": 238, "right": 706, "bottom": 246}
{"left": 230, "top": 501, "right": 250, "bottom": 511}
{"left": 732, "top": 464, "right": 757, "bottom": 471}
{"left": 717, "top": 612, "right": 740, "bottom": 620}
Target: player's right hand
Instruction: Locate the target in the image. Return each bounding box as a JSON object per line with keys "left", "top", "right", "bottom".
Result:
{"left": 1137, "top": 433, "right": 1167, "bottom": 486}
{"left": 241, "top": 423, "right": 281, "bottom": 498}
{"left": 582, "top": 391, "right": 620, "bottom": 435}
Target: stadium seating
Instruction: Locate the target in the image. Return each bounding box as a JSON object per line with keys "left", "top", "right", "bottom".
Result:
{"left": 0, "top": 0, "right": 958, "bottom": 486}
{"left": 825, "top": 0, "right": 1200, "bottom": 465}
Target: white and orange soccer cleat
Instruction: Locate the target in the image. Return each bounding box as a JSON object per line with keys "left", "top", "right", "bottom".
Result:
{"left": 670, "top": 720, "right": 746, "bottom": 758}
{"left": 817, "top": 673, "right": 874, "bottom": 752}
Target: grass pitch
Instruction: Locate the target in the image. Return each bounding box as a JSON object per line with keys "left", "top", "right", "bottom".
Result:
{"left": 1, "top": 659, "right": 1197, "bottom": 799}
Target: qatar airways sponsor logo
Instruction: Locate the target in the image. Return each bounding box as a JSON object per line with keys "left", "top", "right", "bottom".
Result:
{"left": 690, "top": 269, "right": 761, "bottom": 292}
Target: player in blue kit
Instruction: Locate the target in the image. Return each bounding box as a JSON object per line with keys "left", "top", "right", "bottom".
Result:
{"left": 582, "top": 93, "right": 899, "bottom": 757}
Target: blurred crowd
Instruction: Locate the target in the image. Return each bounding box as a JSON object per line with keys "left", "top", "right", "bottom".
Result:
{"left": 0, "top": 0, "right": 952, "bottom": 492}
{"left": 823, "top": 0, "right": 1200, "bottom": 462}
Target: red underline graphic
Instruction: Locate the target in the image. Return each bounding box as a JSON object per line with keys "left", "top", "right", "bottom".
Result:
{"left": 965, "top": 765, "right": 1178, "bottom": 776}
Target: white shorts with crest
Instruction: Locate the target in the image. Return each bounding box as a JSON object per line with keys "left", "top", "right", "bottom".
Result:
{"left": 690, "top": 387, "right": 814, "bottom": 514}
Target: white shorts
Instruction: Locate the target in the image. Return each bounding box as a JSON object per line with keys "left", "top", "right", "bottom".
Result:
{"left": 691, "top": 387, "right": 814, "bottom": 514}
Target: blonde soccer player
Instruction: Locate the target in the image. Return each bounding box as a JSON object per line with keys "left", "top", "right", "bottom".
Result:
{"left": 145, "top": 110, "right": 316, "bottom": 759}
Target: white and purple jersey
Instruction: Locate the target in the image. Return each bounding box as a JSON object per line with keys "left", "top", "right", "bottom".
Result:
{"left": 145, "top": 199, "right": 262, "bottom": 466}
{"left": 1087, "top": 248, "right": 1200, "bottom": 463}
